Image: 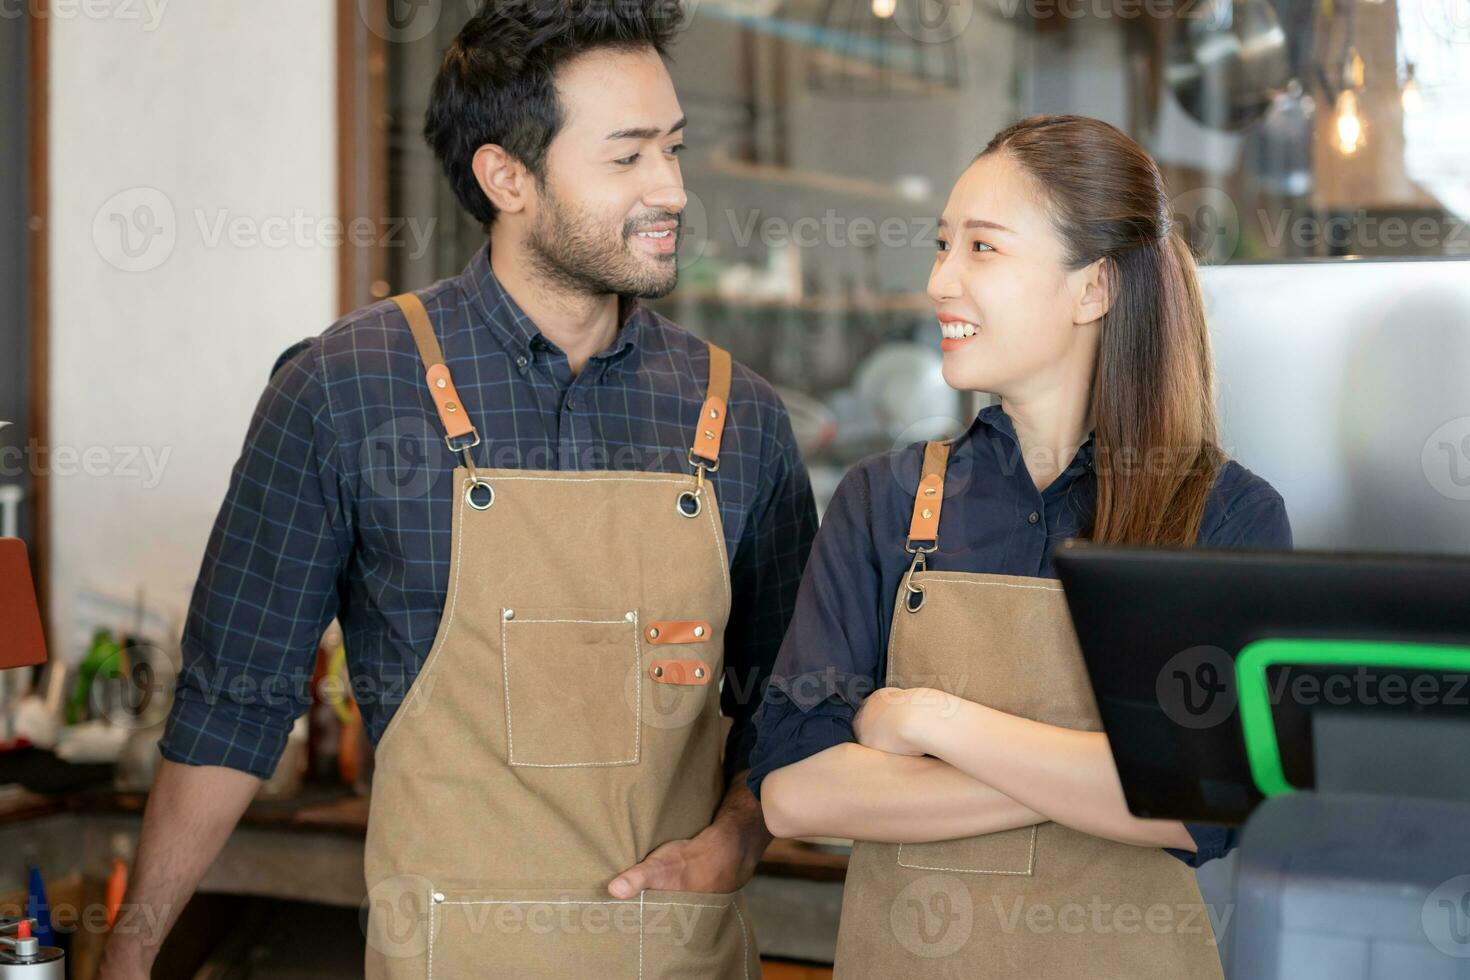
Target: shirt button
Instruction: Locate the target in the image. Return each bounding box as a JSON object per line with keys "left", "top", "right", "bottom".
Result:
{"left": 516, "top": 355, "right": 528, "bottom": 368}
{"left": 1028, "top": 511, "right": 1040, "bottom": 525}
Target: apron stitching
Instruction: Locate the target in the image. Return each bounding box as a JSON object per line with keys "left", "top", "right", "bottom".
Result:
{"left": 732, "top": 898, "right": 751, "bottom": 978}
{"left": 895, "top": 824, "right": 1039, "bottom": 875}
{"left": 427, "top": 894, "right": 435, "bottom": 980}
{"left": 508, "top": 618, "right": 630, "bottom": 625}
{"left": 502, "top": 611, "right": 643, "bottom": 768}
{"left": 913, "top": 576, "right": 1063, "bottom": 592}
{"left": 434, "top": 899, "right": 729, "bottom": 908}
{"left": 638, "top": 890, "right": 645, "bottom": 980}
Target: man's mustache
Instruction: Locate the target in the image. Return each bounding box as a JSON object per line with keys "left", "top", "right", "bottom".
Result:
{"left": 624, "top": 212, "right": 683, "bottom": 237}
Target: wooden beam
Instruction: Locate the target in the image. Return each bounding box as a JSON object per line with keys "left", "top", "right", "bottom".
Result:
{"left": 27, "top": 8, "right": 50, "bottom": 643}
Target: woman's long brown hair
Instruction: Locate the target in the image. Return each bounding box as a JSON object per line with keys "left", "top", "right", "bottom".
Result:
{"left": 979, "top": 114, "right": 1224, "bottom": 546}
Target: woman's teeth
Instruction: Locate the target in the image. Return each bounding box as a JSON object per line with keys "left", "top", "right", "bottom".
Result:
{"left": 940, "top": 321, "right": 978, "bottom": 339}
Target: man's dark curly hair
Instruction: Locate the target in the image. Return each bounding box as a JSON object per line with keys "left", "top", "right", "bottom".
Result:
{"left": 425, "top": 0, "right": 685, "bottom": 230}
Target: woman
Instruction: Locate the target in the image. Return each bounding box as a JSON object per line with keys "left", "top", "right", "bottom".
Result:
{"left": 746, "top": 115, "right": 1291, "bottom": 979}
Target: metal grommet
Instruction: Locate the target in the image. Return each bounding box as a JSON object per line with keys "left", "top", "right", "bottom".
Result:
{"left": 676, "top": 490, "right": 702, "bottom": 518}
{"left": 625, "top": 611, "right": 636, "bottom": 622}
{"left": 694, "top": 667, "right": 705, "bottom": 679}
{"left": 466, "top": 478, "right": 495, "bottom": 510}
{"left": 693, "top": 626, "right": 705, "bottom": 638}
{"left": 709, "top": 407, "right": 720, "bottom": 419}
{"left": 649, "top": 627, "right": 661, "bottom": 640}
{"left": 503, "top": 609, "right": 515, "bottom": 621}
{"left": 652, "top": 666, "right": 665, "bottom": 678}
{"left": 905, "top": 582, "right": 927, "bottom": 614}
{"left": 432, "top": 891, "right": 446, "bottom": 904}
{"left": 435, "top": 378, "right": 447, "bottom": 389}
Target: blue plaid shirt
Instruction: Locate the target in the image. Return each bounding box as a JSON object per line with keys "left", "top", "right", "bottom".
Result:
{"left": 160, "top": 243, "right": 818, "bottom": 783}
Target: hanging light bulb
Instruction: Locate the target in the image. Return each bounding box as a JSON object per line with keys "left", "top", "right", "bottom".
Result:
{"left": 1344, "top": 47, "right": 1366, "bottom": 90}
{"left": 1333, "top": 89, "right": 1366, "bottom": 155}
{"left": 1401, "top": 63, "right": 1423, "bottom": 114}
{"left": 871, "top": 0, "right": 896, "bottom": 17}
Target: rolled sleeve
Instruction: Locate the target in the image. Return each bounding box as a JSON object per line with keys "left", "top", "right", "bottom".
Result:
{"left": 721, "top": 396, "right": 818, "bottom": 783}
{"left": 747, "top": 463, "right": 886, "bottom": 798}
{"left": 159, "top": 338, "right": 352, "bottom": 779}
{"left": 1168, "top": 824, "right": 1240, "bottom": 868}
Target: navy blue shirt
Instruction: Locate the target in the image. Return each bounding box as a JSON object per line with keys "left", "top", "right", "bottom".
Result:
{"left": 160, "top": 243, "right": 818, "bottom": 783}
{"left": 746, "top": 404, "right": 1292, "bottom": 866}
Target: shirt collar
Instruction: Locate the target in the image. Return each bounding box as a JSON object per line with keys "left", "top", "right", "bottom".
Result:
{"left": 966, "top": 402, "right": 1097, "bottom": 478}
{"left": 460, "top": 240, "right": 646, "bottom": 368}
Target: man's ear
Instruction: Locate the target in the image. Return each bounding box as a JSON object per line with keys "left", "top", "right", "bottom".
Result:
{"left": 1073, "top": 256, "right": 1111, "bottom": 327}
{"left": 473, "top": 144, "right": 532, "bottom": 217}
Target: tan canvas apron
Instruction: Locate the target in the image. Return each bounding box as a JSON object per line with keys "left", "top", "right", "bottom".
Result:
{"left": 363, "top": 294, "right": 760, "bottom": 980}
{"left": 832, "top": 441, "right": 1224, "bottom": 980}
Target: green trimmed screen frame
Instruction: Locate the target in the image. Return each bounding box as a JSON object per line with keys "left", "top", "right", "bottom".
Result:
{"left": 1235, "top": 638, "right": 1470, "bottom": 798}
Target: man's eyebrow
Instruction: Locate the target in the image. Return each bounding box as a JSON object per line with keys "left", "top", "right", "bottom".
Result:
{"left": 604, "top": 116, "right": 688, "bottom": 142}
{"left": 937, "top": 217, "right": 1016, "bottom": 234}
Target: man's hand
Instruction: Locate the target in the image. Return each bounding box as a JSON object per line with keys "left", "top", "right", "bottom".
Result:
{"left": 97, "top": 760, "right": 261, "bottom": 980}
{"left": 608, "top": 771, "right": 770, "bottom": 898}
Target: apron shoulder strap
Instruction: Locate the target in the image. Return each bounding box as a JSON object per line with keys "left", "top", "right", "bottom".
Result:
{"left": 391, "top": 293, "right": 480, "bottom": 451}
{"left": 906, "top": 440, "right": 952, "bottom": 548}
{"left": 689, "top": 343, "right": 732, "bottom": 469}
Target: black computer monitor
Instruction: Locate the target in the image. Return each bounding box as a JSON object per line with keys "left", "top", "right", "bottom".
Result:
{"left": 1053, "top": 542, "right": 1470, "bottom": 825}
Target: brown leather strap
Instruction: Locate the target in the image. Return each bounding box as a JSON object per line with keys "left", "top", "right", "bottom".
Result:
{"left": 649, "top": 659, "right": 713, "bottom": 685}
{"left": 689, "top": 343, "right": 732, "bottom": 467}
{"left": 906, "top": 440, "right": 952, "bottom": 545}
{"left": 645, "top": 621, "right": 712, "bottom": 645}
{"left": 392, "top": 293, "right": 478, "bottom": 445}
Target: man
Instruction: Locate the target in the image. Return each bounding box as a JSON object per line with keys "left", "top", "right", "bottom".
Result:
{"left": 98, "top": 3, "right": 816, "bottom": 976}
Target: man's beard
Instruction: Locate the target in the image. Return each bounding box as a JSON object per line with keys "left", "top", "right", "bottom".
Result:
{"left": 524, "top": 181, "right": 681, "bottom": 301}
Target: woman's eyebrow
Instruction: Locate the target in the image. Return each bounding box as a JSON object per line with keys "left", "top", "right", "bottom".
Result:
{"left": 937, "top": 217, "right": 1016, "bottom": 234}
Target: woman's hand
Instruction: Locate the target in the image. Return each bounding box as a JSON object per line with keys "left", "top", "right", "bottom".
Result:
{"left": 853, "top": 686, "right": 957, "bottom": 756}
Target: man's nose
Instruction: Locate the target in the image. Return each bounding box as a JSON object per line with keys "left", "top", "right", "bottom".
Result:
{"left": 644, "top": 183, "right": 687, "bottom": 214}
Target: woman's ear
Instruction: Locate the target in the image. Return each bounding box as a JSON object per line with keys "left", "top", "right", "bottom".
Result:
{"left": 1072, "top": 256, "right": 1112, "bottom": 326}
{"left": 473, "top": 144, "right": 531, "bottom": 218}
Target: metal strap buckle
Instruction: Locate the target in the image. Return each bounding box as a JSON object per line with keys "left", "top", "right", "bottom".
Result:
{"left": 687, "top": 449, "right": 720, "bottom": 474}
{"left": 446, "top": 429, "right": 481, "bottom": 454}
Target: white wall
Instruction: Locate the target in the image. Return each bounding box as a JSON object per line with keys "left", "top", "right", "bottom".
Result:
{"left": 1202, "top": 260, "right": 1470, "bottom": 553}
{"left": 48, "top": 2, "right": 337, "bottom": 660}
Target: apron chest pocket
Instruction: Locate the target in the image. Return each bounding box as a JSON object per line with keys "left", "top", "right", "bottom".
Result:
{"left": 896, "top": 824, "right": 1039, "bottom": 876}
{"left": 501, "top": 606, "right": 642, "bottom": 768}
